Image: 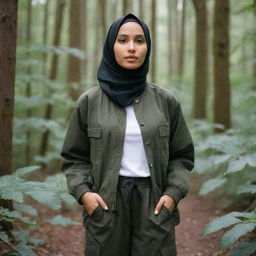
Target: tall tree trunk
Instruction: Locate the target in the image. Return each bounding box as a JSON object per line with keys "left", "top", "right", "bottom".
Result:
{"left": 177, "top": 0, "right": 186, "bottom": 78}
{"left": 123, "top": 0, "right": 128, "bottom": 15}
{"left": 0, "top": 0, "right": 18, "bottom": 215}
{"left": 192, "top": 0, "right": 208, "bottom": 119}
{"left": 172, "top": 0, "right": 179, "bottom": 77}
{"left": 25, "top": 0, "right": 32, "bottom": 165}
{"left": 139, "top": 0, "right": 144, "bottom": 20}
{"left": 252, "top": 0, "right": 256, "bottom": 90}
{"left": 99, "top": 0, "right": 107, "bottom": 40}
{"left": 67, "top": 0, "right": 82, "bottom": 101}
{"left": 167, "top": 0, "right": 173, "bottom": 78}
{"left": 213, "top": 0, "right": 231, "bottom": 131}
{"left": 151, "top": 0, "right": 156, "bottom": 83}
{"left": 80, "top": 0, "right": 87, "bottom": 83}
{"left": 92, "top": 0, "right": 101, "bottom": 80}
{"left": 42, "top": 0, "right": 49, "bottom": 76}
{"left": 111, "top": 0, "right": 119, "bottom": 21}
{"left": 39, "top": 0, "right": 65, "bottom": 157}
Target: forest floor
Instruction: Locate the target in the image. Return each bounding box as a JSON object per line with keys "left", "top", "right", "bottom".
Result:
{"left": 0, "top": 176, "right": 248, "bottom": 256}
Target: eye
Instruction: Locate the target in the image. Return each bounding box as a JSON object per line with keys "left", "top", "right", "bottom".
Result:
{"left": 118, "top": 38, "right": 127, "bottom": 44}
{"left": 136, "top": 38, "right": 145, "bottom": 44}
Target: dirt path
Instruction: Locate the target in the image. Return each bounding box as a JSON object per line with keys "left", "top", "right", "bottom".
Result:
{"left": 1, "top": 177, "right": 230, "bottom": 256}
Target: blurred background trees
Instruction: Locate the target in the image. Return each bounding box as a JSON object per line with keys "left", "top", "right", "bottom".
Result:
{"left": 0, "top": 0, "right": 256, "bottom": 255}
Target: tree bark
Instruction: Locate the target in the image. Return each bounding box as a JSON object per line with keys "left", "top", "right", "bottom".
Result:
{"left": 123, "top": 0, "right": 128, "bottom": 15}
{"left": 213, "top": 0, "right": 231, "bottom": 131}
{"left": 25, "top": 0, "right": 32, "bottom": 165}
{"left": 151, "top": 0, "right": 156, "bottom": 83}
{"left": 139, "top": 0, "right": 144, "bottom": 20}
{"left": 40, "top": 0, "right": 65, "bottom": 156}
{"left": 67, "top": 0, "right": 82, "bottom": 101}
{"left": 177, "top": 0, "right": 186, "bottom": 78}
{"left": 42, "top": 0, "right": 49, "bottom": 76}
{"left": 192, "top": 0, "right": 208, "bottom": 119}
{"left": 167, "top": 0, "right": 173, "bottom": 78}
{"left": 252, "top": 0, "right": 256, "bottom": 90}
{"left": 80, "top": 0, "right": 87, "bottom": 83}
{"left": 0, "top": 0, "right": 18, "bottom": 214}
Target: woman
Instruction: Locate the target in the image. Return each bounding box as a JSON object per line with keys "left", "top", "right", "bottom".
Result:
{"left": 61, "top": 13, "right": 194, "bottom": 256}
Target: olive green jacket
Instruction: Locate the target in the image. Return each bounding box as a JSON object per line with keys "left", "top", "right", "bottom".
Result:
{"left": 61, "top": 83, "right": 194, "bottom": 212}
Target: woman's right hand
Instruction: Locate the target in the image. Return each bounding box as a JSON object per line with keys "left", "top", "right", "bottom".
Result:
{"left": 80, "top": 192, "right": 108, "bottom": 216}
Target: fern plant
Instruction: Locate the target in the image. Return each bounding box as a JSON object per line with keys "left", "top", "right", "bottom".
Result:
{"left": 0, "top": 166, "right": 81, "bottom": 256}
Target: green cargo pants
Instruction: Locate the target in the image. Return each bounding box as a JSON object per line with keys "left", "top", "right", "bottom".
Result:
{"left": 83, "top": 176, "right": 179, "bottom": 256}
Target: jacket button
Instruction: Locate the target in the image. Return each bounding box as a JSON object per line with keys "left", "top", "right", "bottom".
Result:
{"left": 140, "top": 123, "right": 145, "bottom": 127}
{"left": 134, "top": 99, "right": 139, "bottom": 104}
{"left": 149, "top": 164, "right": 153, "bottom": 168}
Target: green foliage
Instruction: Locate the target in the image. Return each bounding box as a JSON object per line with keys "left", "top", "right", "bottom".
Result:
{"left": 203, "top": 210, "right": 256, "bottom": 253}
{"left": 46, "top": 215, "right": 81, "bottom": 226}
{"left": 0, "top": 166, "right": 78, "bottom": 255}
{"left": 230, "top": 241, "right": 256, "bottom": 256}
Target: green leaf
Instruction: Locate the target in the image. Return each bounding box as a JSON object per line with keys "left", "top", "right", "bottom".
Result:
{"left": 0, "top": 231, "right": 9, "bottom": 243}
{"left": 221, "top": 223, "right": 256, "bottom": 248}
{"left": 14, "top": 166, "right": 40, "bottom": 177}
{"left": 0, "top": 207, "right": 35, "bottom": 225}
{"left": 14, "top": 242, "right": 37, "bottom": 256}
{"left": 25, "top": 191, "right": 61, "bottom": 210}
{"left": 46, "top": 215, "right": 82, "bottom": 226}
{"left": 247, "top": 153, "right": 256, "bottom": 167}
{"left": 12, "top": 230, "right": 29, "bottom": 243}
{"left": 28, "top": 237, "right": 45, "bottom": 245}
{"left": 230, "top": 241, "right": 256, "bottom": 256}
{"left": 13, "top": 203, "right": 37, "bottom": 216}
{"left": 199, "top": 177, "right": 227, "bottom": 195}
{"left": 0, "top": 176, "right": 24, "bottom": 203}
{"left": 203, "top": 214, "right": 241, "bottom": 236}
{"left": 237, "top": 185, "right": 256, "bottom": 195}
{"left": 226, "top": 157, "right": 247, "bottom": 174}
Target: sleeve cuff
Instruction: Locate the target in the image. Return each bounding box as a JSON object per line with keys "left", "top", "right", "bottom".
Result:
{"left": 72, "top": 184, "right": 91, "bottom": 205}
{"left": 163, "top": 185, "right": 185, "bottom": 206}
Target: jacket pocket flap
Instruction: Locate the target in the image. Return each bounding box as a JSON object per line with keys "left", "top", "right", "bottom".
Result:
{"left": 158, "top": 125, "right": 170, "bottom": 137}
{"left": 87, "top": 127, "right": 102, "bottom": 138}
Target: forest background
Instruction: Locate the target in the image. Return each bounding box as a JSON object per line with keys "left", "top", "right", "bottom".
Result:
{"left": 0, "top": 0, "right": 256, "bottom": 255}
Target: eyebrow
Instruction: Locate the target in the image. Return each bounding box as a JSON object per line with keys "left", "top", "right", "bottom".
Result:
{"left": 117, "top": 34, "right": 145, "bottom": 38}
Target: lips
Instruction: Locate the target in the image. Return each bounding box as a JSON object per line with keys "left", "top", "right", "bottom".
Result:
{"left": 125, "top": 56, "right": 138, "bottom": 62}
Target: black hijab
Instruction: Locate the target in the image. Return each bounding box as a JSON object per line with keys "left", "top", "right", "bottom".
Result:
{"left": 97, "top": 13, "right": 151, "bottom": 108}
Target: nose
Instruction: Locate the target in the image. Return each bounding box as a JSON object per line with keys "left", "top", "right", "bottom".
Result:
{"left": 128, "top": 41, "right": 135, "bottom": 52}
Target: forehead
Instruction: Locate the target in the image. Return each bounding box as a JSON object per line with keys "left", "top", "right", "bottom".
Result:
{"left": 117, "top": 22, "right": 145, "bottom": 35}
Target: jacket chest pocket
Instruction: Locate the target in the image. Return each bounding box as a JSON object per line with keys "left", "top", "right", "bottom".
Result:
{"left": 87, "top": 127, "right": 102, "bottom": 166}
{"left": 158, "top": 125, "right": 170, "bottom": 164}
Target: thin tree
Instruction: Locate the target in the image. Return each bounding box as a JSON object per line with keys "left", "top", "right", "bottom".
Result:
{"left": 192, "top": 0, "right": 208, "bottom": 119}
{"left": 123, "top": 0, "right": 129, "bottom": 15}
{"left": 67, "top": 0, "right": 82, "bottom": 101}
{"left": 252, "top": 0, "right": 256, "bottom": 90}
{"left": 0, "top": 0, "right": 18, "bottom": 214}
{"left": 42, "top": 0, "right": 49, "bottom": 76}
{"left": 25, "top": 0, "right": 32, "bottom": 165}
{"left": 80, "top": 0, "right": 87, "bottom": 82}
{"left": 139, "top": 0, "right": 144, "bottom": 20}
{"left": 177, "top": 0, "right": 186, "bottom": 78}
{"left": 40, "top": 0, "right": 66, "bottom": 156}
{"left": 167, "top": 0, "right": 173, "bottom": 78}
{"left": 213, "top": 0, "right": 231, "bottom": 131}
{"left": 151, "top": 0, "right": 156, "bottom": 83}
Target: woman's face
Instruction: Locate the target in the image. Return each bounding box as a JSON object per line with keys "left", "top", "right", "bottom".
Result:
{"left": 114, "top": 22, "right": 147, "bottom": 70}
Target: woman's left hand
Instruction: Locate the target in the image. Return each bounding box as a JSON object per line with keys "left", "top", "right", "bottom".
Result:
{"left": 154, "top": 195, "right": 176, "bottom": 215}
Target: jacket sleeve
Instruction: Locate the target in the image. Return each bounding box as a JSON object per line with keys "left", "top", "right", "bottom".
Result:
{"left": 60, "top": 96, "right": 92, "bottom": 205}
{"left": 163, "top": 101, "right": 194, "bottom": 206}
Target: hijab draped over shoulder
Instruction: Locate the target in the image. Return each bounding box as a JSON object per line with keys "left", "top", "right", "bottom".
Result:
{"left": 97, "top": 13, "right": 151, "bottom": 108}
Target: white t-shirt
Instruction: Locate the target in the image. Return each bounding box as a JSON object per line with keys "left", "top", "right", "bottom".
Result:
{"left": 119, "top": 105, "right": 150, "bottom": 177}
